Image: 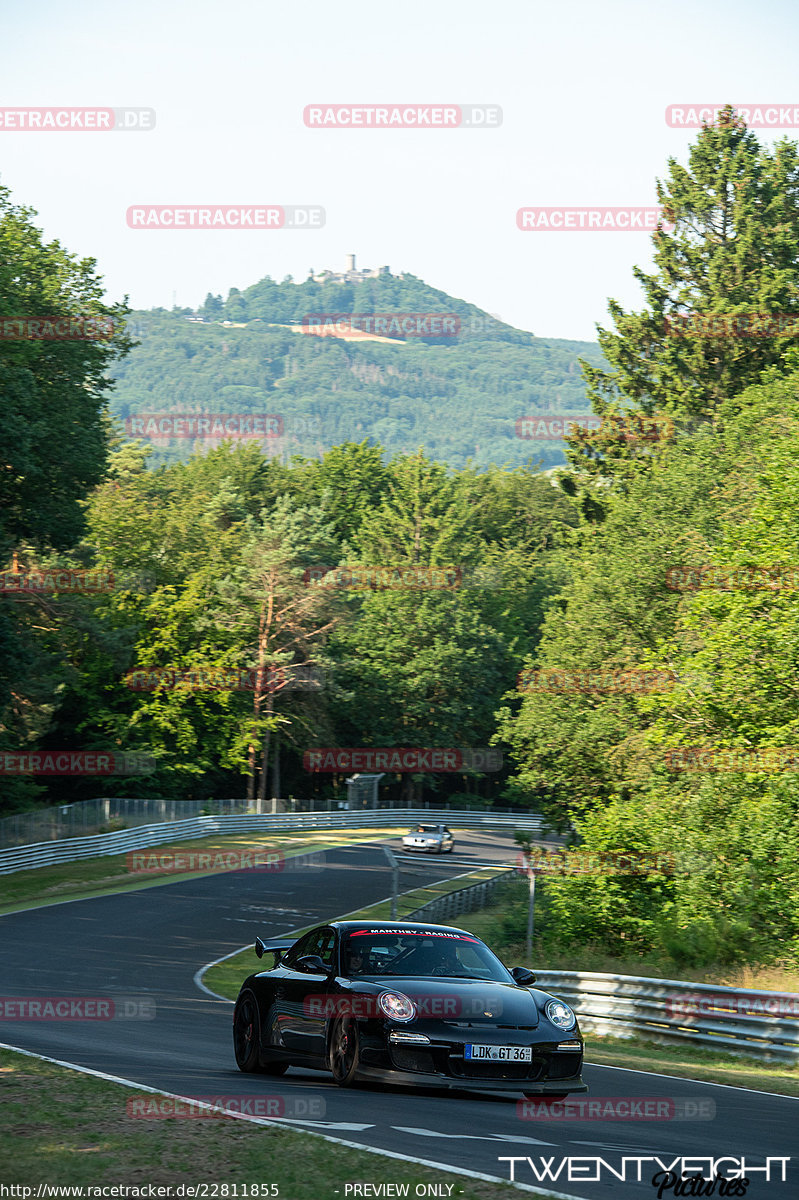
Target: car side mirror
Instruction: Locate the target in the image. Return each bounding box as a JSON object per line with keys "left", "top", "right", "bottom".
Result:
{"left": 511, "top": 966, "right": 537, "bottom": 986}
{"left": 295, "top": 954, "right": 329, "bottom": 975}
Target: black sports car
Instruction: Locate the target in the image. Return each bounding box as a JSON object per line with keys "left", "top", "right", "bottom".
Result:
{"left": 233, "top": 919, "right": 587, "bottom": 1097}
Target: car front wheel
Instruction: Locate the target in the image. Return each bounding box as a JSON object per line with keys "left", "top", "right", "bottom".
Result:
{"left": 329, "top": 1016, "right": 361, "bottom": 1086}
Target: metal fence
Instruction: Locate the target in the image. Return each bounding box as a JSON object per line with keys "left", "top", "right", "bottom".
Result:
{"left": 410, "top": 869, "right": 516, "bottom": 922}
{"left": 533, "top": 970, "right": 799, "bottom": 1063}
{"left": 0, "top": 809, "right": 547, "bottom": 876}
{"left": 0, "top": 797, "right": 545, "bottom": 850}
{"left": 0, "top": 797, "right": 253, "bottom": 849}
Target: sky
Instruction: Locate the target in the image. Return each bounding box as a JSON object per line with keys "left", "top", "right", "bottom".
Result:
{"left": 2, "top": 0, "right": 799, "bottom": 342}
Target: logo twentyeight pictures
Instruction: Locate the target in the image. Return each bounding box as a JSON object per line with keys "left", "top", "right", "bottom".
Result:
{"left": 497, "top": 1154, "right": 789, "bottom": 1186}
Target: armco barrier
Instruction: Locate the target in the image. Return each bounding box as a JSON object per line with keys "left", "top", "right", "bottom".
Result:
{"left": 0, "top": 809, "right": 546, "bottom": 876}
{"left": 410, "top": 870, "right": 516, "bottom": 922}
{"left": 533, "top": 971, "right": 799, "bottom": 1063}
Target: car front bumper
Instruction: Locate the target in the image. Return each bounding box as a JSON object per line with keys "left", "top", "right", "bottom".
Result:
{"left": 352, "top": 1061, "right": 587, "bottom": 1094}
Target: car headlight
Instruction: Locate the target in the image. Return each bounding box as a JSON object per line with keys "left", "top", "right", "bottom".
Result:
{"left": 378, "top": 991, "right": 416, "bottom": 1022}
{"left": 545, "top": 999, "right": 576, "bottom": 1031}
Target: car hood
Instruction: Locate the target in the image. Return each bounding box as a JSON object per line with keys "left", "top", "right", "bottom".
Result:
{"left": 348, "top": 976, "right": 543, "bottom": 1026}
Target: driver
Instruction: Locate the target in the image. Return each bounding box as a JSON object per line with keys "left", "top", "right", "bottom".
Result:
{"left": 403, "top": 939, "right": 462, "bottom": 976}
{"left": 430, "top": 942, "right": 462, "bottom": 977}
{"left": 345, "top": 944, "right": 367, "bottom": 975}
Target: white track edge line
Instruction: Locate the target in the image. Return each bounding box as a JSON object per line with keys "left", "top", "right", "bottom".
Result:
{"left": 0, "top": 1041, "right": 586, "bottom": 1200}
{"left": 586, "top": 1058, "right": 799, "bottom": 1099}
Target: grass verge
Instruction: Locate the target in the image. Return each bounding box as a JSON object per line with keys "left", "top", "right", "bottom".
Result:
{"left": 0, "top": 1047, "right": 551, "bottom": 1198}
{"left": 583, "top": 1035, "right": 799, "bottom": 1097}
{"left": 0, "top": 828, "right": 408, "bottom": 917}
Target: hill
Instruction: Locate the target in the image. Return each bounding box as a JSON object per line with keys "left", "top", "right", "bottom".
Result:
{"left": 109, "top": 269, "right": 604, "bottom": 470}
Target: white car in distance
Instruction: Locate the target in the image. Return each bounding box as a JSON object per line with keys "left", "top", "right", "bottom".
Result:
{"left": 401, "top": 823, "right": 455, "bottom": 854}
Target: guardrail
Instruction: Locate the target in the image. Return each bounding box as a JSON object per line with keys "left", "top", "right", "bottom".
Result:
{"left": 0, "top": 809, "right": 547, "bottom": 876}
{"left": 409, "top": 869, "right": 515, "bottom": 923}
{"left": 533, "top": 970, "right": 799, "bottom": 1063}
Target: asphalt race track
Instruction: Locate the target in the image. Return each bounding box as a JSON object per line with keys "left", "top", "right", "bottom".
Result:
{"left": 0, "top": 832, "right": 796, "bottom": 1199}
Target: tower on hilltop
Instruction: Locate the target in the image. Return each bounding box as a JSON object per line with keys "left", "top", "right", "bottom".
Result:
{"left": 312, "top": 257, "right": 391, "bottom": 285}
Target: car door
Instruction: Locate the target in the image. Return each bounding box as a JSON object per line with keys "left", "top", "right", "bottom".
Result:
{"left": 273, "top": 926, "right": 337, "bottom": 1059}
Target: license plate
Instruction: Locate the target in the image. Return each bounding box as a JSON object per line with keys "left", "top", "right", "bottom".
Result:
{"left": 465, "top": 1044, "right": 532, "bottom": 1062}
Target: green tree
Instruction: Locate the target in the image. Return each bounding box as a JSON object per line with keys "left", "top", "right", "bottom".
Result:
{"left": 568, "top": 108, "right": 799, "bottom": 487}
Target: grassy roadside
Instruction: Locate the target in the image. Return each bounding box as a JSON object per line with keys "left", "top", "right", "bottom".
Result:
{"left": 0, "top": 828, "right": 408, "bottom": 917}
{"left": 0, "top": 1048, "right": 551, "bottom": 1198}
{"left": 583, "top": 1035, "right": 799, "bottom": 1096}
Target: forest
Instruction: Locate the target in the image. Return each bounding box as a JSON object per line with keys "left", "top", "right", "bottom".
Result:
{"left": 2, "top": 108, "right": 799, "bottom": 968}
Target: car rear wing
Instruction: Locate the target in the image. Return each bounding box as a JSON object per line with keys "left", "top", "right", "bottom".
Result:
{"left": 255, "top": 935, "right": 296, "bottom": 962}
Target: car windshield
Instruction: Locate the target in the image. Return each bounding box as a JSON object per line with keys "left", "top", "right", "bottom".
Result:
{"left": 342, "top": 931, "right": 513, "bottom": 982}
{"left": 414, "top": 826, "right": 438, "bottom": 833}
